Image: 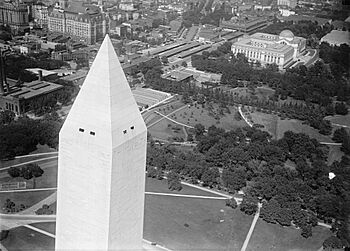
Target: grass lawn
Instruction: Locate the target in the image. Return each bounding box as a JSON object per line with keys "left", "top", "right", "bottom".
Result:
{"left": 277, "top": 118, "right": 333, "bottom": 143}
{"left": 255, "top": 86, "right": 275, "bottom": 99}
{"left": 148, "top": 119, "right": 186, "bottom": 141}
{"left": 0, "top": 190, "right": 55, "bottom": 213}
{"left": 1, "top": 226, "right": 55, "bottom": 251}
{"left": 146, "top": 177, "right": 224, "bottom": 197}
{"left": 144, "top": 195, "right": 252, "bottom": 250}
{"left": 250, "top": 111, "right": 334, "bottom": 143}
{"left": 30, "top": 222, "right": 56, "bottom": 235}
{"left": 0, "top": 159, "right": 58, "bottom": 190}
{"left": 170, "top": 104, "right": 248, "bottom": 131}
{"left": 154, "top": 99, "right": 185, "bottom": 116}
{"left": 327, "top": 145, "right": 344, "bottom": 165}
{"left": 326, "top": 114, "right": 350, "bottom": 126}
{"left": 247, "top": 219, "right": 332, "bottom": 251}
{"left": 249, "top": 111, "right": 278, "bottom": 138}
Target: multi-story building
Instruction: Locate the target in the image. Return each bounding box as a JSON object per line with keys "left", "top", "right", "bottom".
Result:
{"left": 231, "top": 30, "right": 306, "bottom": 69}
{"left": 32, "top": 2, "right": 49, "bottom": 28}
{"left": 277, "top": 0, "right": 298, "bottom": 8}
{"left": 48, "top": 1, "right": 108, "bottom": 44}
{"left": 221, "top": 16, "right": 268, "bottom": 33}
{"left": 0, "top": 0, "right": 30, "bottom": 33}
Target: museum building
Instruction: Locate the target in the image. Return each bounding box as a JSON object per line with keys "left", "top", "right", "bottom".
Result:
{"left": 231, "top": 30, "right": 306, "bottom": 69}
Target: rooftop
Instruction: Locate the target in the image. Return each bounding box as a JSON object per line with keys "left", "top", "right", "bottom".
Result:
{"left": 26, "top": 68, "right": 58, "bottom": 77}
{"left": 162, "top": 70, "right": 193, "bottom": 82}
{"left": 7, "top": 80, "right": 63, "bottom": 100}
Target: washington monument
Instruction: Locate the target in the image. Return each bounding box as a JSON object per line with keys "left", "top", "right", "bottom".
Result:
{"left": 55, "top": 35, "right": 147, "bottom": 250}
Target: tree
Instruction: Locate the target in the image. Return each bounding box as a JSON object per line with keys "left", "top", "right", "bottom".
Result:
{"left": 181, "top": 61, "right": 188, "bottom": 67}
{"left": 222, "top": 168, "right": 246, "bottom": 192}
{"left": 323, "top": 236, "right": 343, "bottom": 250}
{"left": 167, "top": 171, "right": 182, "bottom": 191}
{"left": 334, "top": 102, "right": 348, "bottom": 115}
{"left": 0, "top": 110, "right": 15, "bottom": 125}
{"left": 341, "top": 132, "right": 350, "bottom": 154}
{"left": 225, "top": 198, "right": 237, "bottom": 209}
{"left": 240, "top": 195, "right": 258, "bottom": 215}
{"left": 201, "top": 167, "right": 219, "bottom": 187}
{"left": 194, "top": 123, "right": 205, "bottom": 139}
{"left": 8, "top": 166, "right": 21, "bottom": 178}
{"left": 22, "top": 163, "right": 44, "bottom": 188}
{"left": 319, "top": 120, "right": 332, "bottom": 135}
{"left": 147, "top": 166, "right": 157, "bottom": 178}
{"left": 332, "top": 128, "right": 347, "bottom": 143}
{"left": 301, "top": 224, "right": 312, "bottom": 238}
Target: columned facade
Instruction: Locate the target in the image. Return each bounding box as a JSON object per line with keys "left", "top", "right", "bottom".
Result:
{"left": 231, "top": 30, "right": 306, "bottom": 69}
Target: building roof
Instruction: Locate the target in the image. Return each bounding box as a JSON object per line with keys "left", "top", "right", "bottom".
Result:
{"left": 26, "top": 68, "right": 58, "bottom": 77}
{"left": 8, "top": 80, "right": 63, "bottom": 100}
{"left": 162, "top": 70, "right": 193, "bottom": 82}
{"left": 279, "top": 29, "right": 294, "bottom": 40}
{"left": 234, "top": 34, "right": 295, "bottom": 54}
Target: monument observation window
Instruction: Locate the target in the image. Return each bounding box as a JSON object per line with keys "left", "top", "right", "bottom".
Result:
{"left": 131, "top": 126, "right": 134, "bottom": 130}
{"left": 90, "top": 131, "right": 95, "bottom": 136}
{"left": 79, "top": 128, "right": 84, "bottom": 132}
{"left": 123, "top": 130, "right": 127, "bottom": 134}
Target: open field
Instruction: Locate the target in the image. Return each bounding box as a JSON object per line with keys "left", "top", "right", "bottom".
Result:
{"left": 277, "top": 118, "right": 333, "bottom": 143}
{"left": 246, "top": 220, "right": 332, "bottom": 251}
{"left": 0, "top": 190, "right": 55, "bottom": 213}
{"left": 326, "top": 114, "right": 350, "bottom": 127}
{"left": 169, "top": 104, "right": 248, "bottom": 131}
{"left": 327, "top": 145, "right": 344, "bottom": 165}
{"left": 144, "top": 196, "right": 251, "bottom": 250}
{"left": 148, "top": 119, "right": 186, "bottom": 141}
{"left": 0, "top": 160, "right": 57, "bottom": 190}
{"left": 2, "top": 169, "right": 333, "bottom": 251}
{"left": 249, "top": 111, "right": 334, "bottom": 143}
{"left": 1, "top": 226, "right": 55, "bottom": 251}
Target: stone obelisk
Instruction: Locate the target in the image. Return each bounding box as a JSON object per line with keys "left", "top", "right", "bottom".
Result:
{"left": 55, "top": 35, "right": 147, "bottom": 250}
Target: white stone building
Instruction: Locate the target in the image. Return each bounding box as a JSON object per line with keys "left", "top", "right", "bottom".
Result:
{"left": 231, "top": 30, "right": 307, "bottom": 69}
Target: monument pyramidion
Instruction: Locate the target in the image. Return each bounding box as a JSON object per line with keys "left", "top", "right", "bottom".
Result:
{"left": 55, "top": 35, "right": 147, "bottom": 250}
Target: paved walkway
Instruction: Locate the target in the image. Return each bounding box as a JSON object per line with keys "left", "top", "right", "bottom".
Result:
{"left": 320, "top": 142, "right": 342, "bottom": 146}
{"left": 0, "top": 187, "right": 57, "bottom": 193}
{"left": 154, "top": 111, "right": 194, "bottom": 129}
{"left": 24, "top": 224, "right": 55, "bottom": 238}
{"left": 238, "top": 106, "right": 253, "bottom": 127}
{"left": 240, "top": 203, "right": 262, "bottom": 251}
{"left": 14, "top": 152, "right": 58, "bottom": 159}
{"left": 318, "top": 222, "right": 331, "bottom": 228}
{"left": 19, "top": 192, "right": 57, "bottom": 215}
{"left": 145, "top": 192, "right": 226, "bottom": 200}
{"left": 147, "top": 105, "right": 188, "bottom": 128}
{"left": 181, "top": 181, "right": 233, "bottom": 199}
{"left": 0, "top": 156, "right": 58, "bottom": 171}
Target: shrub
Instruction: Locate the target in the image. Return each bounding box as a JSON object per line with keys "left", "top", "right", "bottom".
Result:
{"left": 225, "top": 198, "right": 238, "bottom": 209}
